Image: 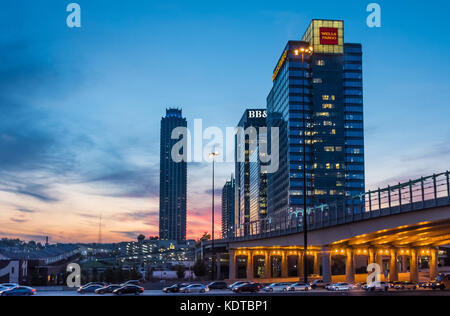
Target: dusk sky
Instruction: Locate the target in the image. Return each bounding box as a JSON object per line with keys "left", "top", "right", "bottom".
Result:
{"left": 1, "top": 0, "right": 449, "bottom": 243}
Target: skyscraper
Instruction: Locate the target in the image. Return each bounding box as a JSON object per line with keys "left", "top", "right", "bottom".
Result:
{"left": 267, "top": 19, "right": 365, "bottom": 221}
{"left": 235, "top": 109, "right": 268, "bottom": 236}
{"left": 221, "top": 175, "right": 235, "bottom": 239}
{"left": 159, "top": 108, "right": 187, "bottom": 242}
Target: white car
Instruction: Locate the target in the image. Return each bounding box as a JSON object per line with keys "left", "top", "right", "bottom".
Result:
{"left": 287, "top": 283, "right": 312, "bottom": 292}
{"left": 263, "top": 283, "right": 292, "bottom": 292}
{"left": 328, "top": 283, "right": 354, "bottom": 291}
{"left": 181, "top": 284, "right": 209, "bottom": 293}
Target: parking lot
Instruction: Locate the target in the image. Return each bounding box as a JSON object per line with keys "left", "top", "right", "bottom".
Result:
{"left": 32, "top": 288, "right": 450, "bottom": 297}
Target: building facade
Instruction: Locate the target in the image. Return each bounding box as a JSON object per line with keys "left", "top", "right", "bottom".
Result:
{"left": 159, "top": 108, "right": 187, "bottom": 242}
{"left": 267, "top": 20, "right": 365, "bottom": 222}
{"left": 222, "top": 175, "right": 235, "bottom": 239}
{"left": 235, "top": 109, "right": 268, "bottom": 236}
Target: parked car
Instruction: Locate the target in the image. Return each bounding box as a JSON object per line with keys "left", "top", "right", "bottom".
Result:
{"left": 363, "top": 281, "right": 389, "bottom": 292}
{"left": 328, "top": 283, "right": 354, "bottom": 291}
{"left": 310, "top": 280, "right": 330, "bottom": 289}
{"left": 82, "top": 282, "right": 109, "bottom": 288}
{"left": 287, "top": 283, "right": 312, "bottom": 292}
{"left": 263, "top": 283, "right": 292, "bottom": 292}
{"left": 78, "top": 284, "right": 104, "bottom": 294}
{"left": 181, "top": 284, "right": 208, "bottom": 293}
{"left": 430, "top": 274, "right": 450, "bottom": 290}
{"left": 207, "top": 281, "right": 228, "bottom": 290}
{"left": 163, "top": 283, "right": 189, "bottom": 293}
{"left": 113, "top": 285, "right": 145, "bottom": 295}
{"left": 393, "top": 281, "right": 417, "bottom": 290}
{"left": 233, "top": 283, "right": 261, "bottom": 293}
{"left": 121, "top": 280, "right": 142, "bottom": 287}
{"left": 95, "top": 284, "right": 122, "bottom": 294}
{"left": 0, "top": 286, "right": 36, "bottom": 296}
{"left": 417, "top": 282, "right": 429, "bottom": 288}
{"left": 229, "top": 281, "right": 250, "bottom": 290}
{"left": 0, "top": 283, "right": 19, "bottom": 289}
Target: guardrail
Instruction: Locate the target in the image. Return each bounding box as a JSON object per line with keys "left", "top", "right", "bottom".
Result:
{"left": 231, "top": 171, "right": 450, "bottom": 241}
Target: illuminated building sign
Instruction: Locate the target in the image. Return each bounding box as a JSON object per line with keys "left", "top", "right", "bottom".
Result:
{"left": 302, "top": 19, "right": 344, "bottom": 54}
{"left": 320, "top": 27, "right": 339, "bottom": 45}
{"left": 272, "top": 50, "right": 288, "bottom": 81}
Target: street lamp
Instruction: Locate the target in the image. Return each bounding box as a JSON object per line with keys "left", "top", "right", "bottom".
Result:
{"left": 209, "top": 150, "right": 220, "bottom": 281}
{"left": 294, "top": 46, "right": 313, "bottom": 283}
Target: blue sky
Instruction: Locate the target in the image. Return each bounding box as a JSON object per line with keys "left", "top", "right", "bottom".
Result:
{"left": 0, "top": 0, "right": 449, "bottom": 242}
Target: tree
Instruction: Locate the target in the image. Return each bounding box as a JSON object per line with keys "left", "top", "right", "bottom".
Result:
{"left": 137, "top": 234, "right": 146, "bottom": 243}
{"left": 192, "top": 259, "right": 207, "bottom": 278}
{"left": 175, "top": 265, "right": 186, "bottom": 280}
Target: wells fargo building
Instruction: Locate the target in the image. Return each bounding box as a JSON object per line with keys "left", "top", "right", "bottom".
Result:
{"left": 267, "top": 19, "right": 365, "bottom": 221}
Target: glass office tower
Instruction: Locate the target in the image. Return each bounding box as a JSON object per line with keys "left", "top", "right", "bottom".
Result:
{"left": 221, "top": 176, "right": 235, "bottom": 239}
{"left": 267, "top": 20, "right": 365, "bottom": 221}
{"left": 235, "top": 109, "right": 268, "bottom": 236}
{"left": 159, "top": 108, "right": 187, "bottom": 242}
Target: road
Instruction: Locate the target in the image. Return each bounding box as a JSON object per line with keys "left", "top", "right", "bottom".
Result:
{"left": 34, "top": 288, "right": 450, "bottom": 296}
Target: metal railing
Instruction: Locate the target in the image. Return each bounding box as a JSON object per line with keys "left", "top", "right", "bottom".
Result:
{"left": 231, "top": 171, "right": 450, "bottom": 241}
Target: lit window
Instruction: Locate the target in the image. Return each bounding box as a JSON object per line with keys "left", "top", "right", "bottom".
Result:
{"left": 326, "top": 163, "right": 331, "bottom": 169}
{"left": 316, "top": 60, "right": 325, "bottom": 66}
{"left": 324, "top": 146, "right": 335, "bottom": 152}
{"left": 322, "top": 95, "right": 330, "bottom": 101}
{"left": 316, "top": 112, "right": 330, "bottom": 117}
{"left": 322, "top": 104, "right": 333, "bottom": 109}
{"left": 331, "top": 129, "right": 336, "bottom": 135}
{"left": 313, "top": 78, "right": 322, "bottom": 84}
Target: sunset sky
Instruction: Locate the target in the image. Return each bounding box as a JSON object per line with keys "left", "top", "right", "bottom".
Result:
{"left": 1, "top": 0, "right": 449, "bottom": 243}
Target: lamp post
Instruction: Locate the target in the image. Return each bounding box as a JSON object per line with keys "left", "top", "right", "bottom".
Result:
{"left": 294, "top": 46, "right": 313, "bottom": 283}
{"left": 209, "top": 150, "right": 220, "bottom": 281}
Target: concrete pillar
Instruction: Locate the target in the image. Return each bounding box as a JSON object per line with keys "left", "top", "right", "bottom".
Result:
{"left": 264, "top": 251, "right": 271, "bottom": 279}
{"left": 399, "top": 255, "right": 407, "bottom": 273}
{"left": 410, "top": 248, "right": 419, "bottom": 282}
{"left": 389, "top": 248, "right": 399, "bottom": 282}
{"left": 216, "top": 254, "right": 221, "bottom": 280}
{"left": 229, "top": 249, "right": 236, "bottom": 280}
{"left": 345, "top": 248, "right": 355, "bottom": 284}
{"left": 321, "top": 247, "right": 332, "bottom": 283}
{"left": 281, "top": 251, "right": 288, "bottom": 278}
{"left": 297, "top": 252, "right": 304, "bottom": 279}
{"left": 246, "top": 251, "right": 254, "bottom": 280}
{"left": 313, "top": 252, "right": 320, "bottom": 275}
{"left": 368, "top": 248, "right": 376, "bottom": 265}
{"left": 430, "top": 248, "right": 439, "bottom": 281}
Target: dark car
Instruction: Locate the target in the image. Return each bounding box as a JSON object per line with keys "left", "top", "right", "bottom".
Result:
{"left": 163, "top": 283, "right": 189, "bottom": 293}
{"left": 113, "top": 285, "right": 145, "bottom": 295}
{"left": 207, "top": 281, "right": 228, "bottom": 290}
{"left": 121, "top": 280, "right": 142, "bottom": 287}
{"left": 233, "top": 283, "right": 261, "bottom": 293}
{"left": 95, "top": 284, "right": 122, "bottom": 294}
{"left": 78, "top": 284, "right": 104, "bottom": 294}
{"left": 0, "top": 286, "right": 36, "bottom": 296}
{"left": 83, "top": 282, "right": 109, "bottom": 287}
